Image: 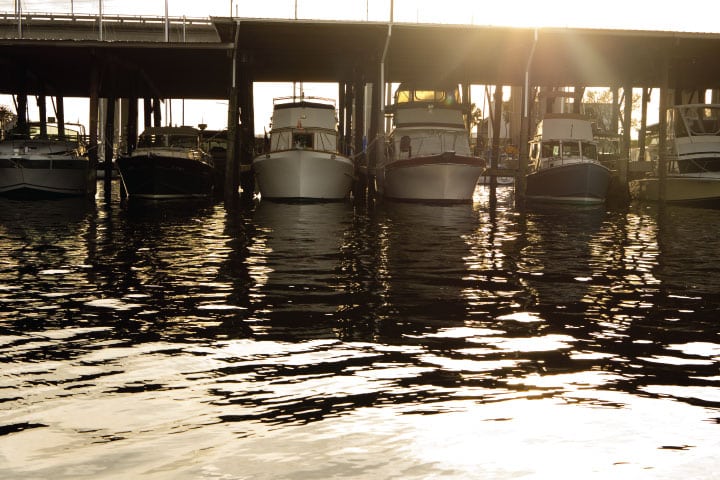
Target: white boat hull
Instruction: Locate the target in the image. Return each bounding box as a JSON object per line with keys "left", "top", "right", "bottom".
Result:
{"left": 0, "top": 158, "right": 91, "bottom": 197}
{"left": 630, "top": 175, "right": 720, "bottom": 204}
{"left": 378, "top": 155, "right": 484, "bottom": 202}
{"left": 253, "top": 149, "right": 354, "bottom": 200}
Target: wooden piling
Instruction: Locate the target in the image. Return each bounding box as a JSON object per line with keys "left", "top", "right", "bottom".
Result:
{"left": 143, "top": 98, "right": 152, "bottom": 129}
{"left": 127, "top": 97, "right": 138, "bottom": 154}
{"left": 638, "top": 88, "right": 649, "bottom": 167}
{"left": 88, "top": 67, "right": 99, "bottom": 197}
{"left": 490, "top": 85, "right": 503, "bottom": 193}
{"left": 238, "top": 66, "right": 255, "bottom": 202}
{"left": 56, "top": 96, "right": 65, "bottom": 140}
{"left": 225, "top": 85, "right": 239, "bottom": 203}
{"left": 104, "top": 97, "right": 115, "bottom": 201}
{"left": 620, "top": 83, "right": 632, "bottom": 190}
{"left": 152, "top": 98, "right": 161, "bottom": 127}
{"left": 658, "top": 58, "right": 670, "bottom": 202}
{"left": 16, "top": 93, "right": 28, "bottom": 134}
{"left": 38, "top": 94, "right": 47, "bottom": 138}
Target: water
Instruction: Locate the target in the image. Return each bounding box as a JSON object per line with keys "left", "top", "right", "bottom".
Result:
{"left": 1, "top": 183, "right": 719, "bottom": 479}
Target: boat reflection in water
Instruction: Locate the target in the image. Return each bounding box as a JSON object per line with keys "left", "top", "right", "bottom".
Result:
{"left": 1, "top": 186, "right": 719, "bottom": 479}
{"left": 248, "top": 200, "right": 356, "bottom": 339}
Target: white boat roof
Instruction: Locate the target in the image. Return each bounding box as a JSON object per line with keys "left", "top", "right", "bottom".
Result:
{"left": 272, "top": 96, "right": 335, "bottom": 110}
{"left": 139, "top": 126, "right": 201, "bottom": 136}
{"left": 535, "top": 114, "right": 594, "bottom": 141}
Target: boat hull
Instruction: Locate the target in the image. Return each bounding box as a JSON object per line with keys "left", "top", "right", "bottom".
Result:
{"left": 0, "top": 157, "right": 91, "bottom": 198}
{"left": 629, "top": 175, "right": 720, "bottom": 205}
{"left": 379, "top": 154, "right": 485, "bottom": 202}
{"left": 526, "top": 162, "right": 611, "bottom": 204}
{"left": 116, "top": 154, "right": 214, "bottom": 200}
{"left": 253, "top": 149, "right": 354, "bottom": 200}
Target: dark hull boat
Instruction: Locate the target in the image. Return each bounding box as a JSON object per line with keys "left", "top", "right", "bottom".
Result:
{"left": 117, "top": 154, "right": 214, "bottom": 199}
{"left": 527, "top": 114, "right": 611, "bottom": 205}
{"left": 117, "top": 126, "right": 214, "bottom": 200}
{"left": 526, "top": 162, "right": 611, "bottom": 204}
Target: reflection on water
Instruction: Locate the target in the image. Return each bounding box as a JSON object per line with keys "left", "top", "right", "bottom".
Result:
{"left": 0, "top": 183, "right": 719, "bottom": 479}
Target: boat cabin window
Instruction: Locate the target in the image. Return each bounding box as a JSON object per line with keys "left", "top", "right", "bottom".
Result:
{"left": 168, "top": 135, "right": 198, "bottom": 148}
{"left": 542, "top": 141, "right": 560, "bottom": 158}
{"left": 581, "top": 141, "right": 598, "bottom": 160}
{"left": 679, "top": 106, "right": 720, "bottom": 135}
{"left": 562, "top": 142, "right": 580, "bottom": 158}
{"left": 293, "top": 132, "right": 314, "bottom": 149}
{"left": 394, "top": 86, "right": 461, "bottom": 106}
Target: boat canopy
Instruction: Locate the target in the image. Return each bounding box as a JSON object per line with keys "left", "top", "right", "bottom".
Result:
{"left": 535, "top": 114, "right": 594, "bottom": 141}
{"left": 672, "top": 104, "right": 720, "bottom": 137}
{"left": 9, "top": 122, "right": 85, "bottom": 142}
{"left": 394, "top": 84, "right": 462, "bottom": 107}
{"left": 138, "top": 127, "right": 201, "bottom": 148}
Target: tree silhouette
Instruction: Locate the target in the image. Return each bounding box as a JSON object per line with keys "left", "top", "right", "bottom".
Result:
{"left": 0, "top": 105, "right": 17, "bottom": 140}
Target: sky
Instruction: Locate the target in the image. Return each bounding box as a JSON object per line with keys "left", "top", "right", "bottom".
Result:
{"left": 3, "top": 0, "right": 720, "bottom": 135}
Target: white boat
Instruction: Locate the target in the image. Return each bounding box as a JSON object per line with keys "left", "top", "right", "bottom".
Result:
{"left": 630, "top": 104, "right": 720, "bottom": 204}
{"left": 0, "top": 122, "right": 91, "bottom": 198}
{"left": 116, "top": 126, "right": 214, "bottom": 200}
{"left": 377, "top": 84, "right": 485, "bottom": 202}
{"left": 253, "top": 96, "right": 354, "bottom": 200}
{"left": 526, "top": 114, "right": 611, "bottom": 204}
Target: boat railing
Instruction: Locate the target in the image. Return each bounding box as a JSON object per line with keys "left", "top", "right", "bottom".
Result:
{"left": 273, "top": 96, "right": 336, "bottom": 107}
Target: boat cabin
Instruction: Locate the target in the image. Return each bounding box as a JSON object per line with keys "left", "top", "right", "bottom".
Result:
{"left": 667, "top": 104, "right": 720, "bottom": 174}
{"left": 268, "top": 97, "right": 340, "bottom": 153}
{"left": 8, "top": 122, "right": 85, "bottom": 143}
{"left": 670, "top": 104, "right": 720, "bottom": 138}
{"left": 137, "top": 127, "right": 201, "bottom": 149}
{"left": 529, "top": 115, "right": 599, "bottom": 170}
{"left": 389, "top": 84, "right": 468, "bottom": 130}
{"left": 393, "top": 84, "right": 462, "bottom": 107}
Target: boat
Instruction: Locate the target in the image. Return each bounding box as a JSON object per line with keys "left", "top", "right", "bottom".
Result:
{"left": 526, "top": 113, "right": 611, "bottom": 204}
{"left": 478, "top": 151, "right": 516, "bottom": 186}
{"left": 630, "top": 104, "right": 720, "bottom": 205}
{"left": 0, "top": 122, "right": 91, "bottom": 198}
{"left": 253, "top": 96, "right": 354, "bottom": 200}
{"left": 116, "top": 126, "right": 214, "bottom": 200}
{"left": 377, "top": 83, "right": 485, "bottom": 202}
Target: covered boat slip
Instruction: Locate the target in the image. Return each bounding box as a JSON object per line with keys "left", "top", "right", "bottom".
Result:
{"left": 5, "top": 17, "right": 720, "bottom": 204}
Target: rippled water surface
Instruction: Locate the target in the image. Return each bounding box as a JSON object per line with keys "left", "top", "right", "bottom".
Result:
{"left": 1, "top": 183, "right": 719, "bottom": 479}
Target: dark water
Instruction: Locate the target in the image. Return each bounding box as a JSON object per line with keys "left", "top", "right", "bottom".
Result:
{"left": 1, "top": 182, "right": 719, "bottom": 479}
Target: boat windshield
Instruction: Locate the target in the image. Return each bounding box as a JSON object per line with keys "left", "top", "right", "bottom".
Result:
{"left": 168, "top": 135, "right": 198, "bottom": 148}
{"left": 394, "top": 85, "right": 461, "bottom": 106}
{"left": 541, "top": 140, "right": 597, "bottom": 160}
{"left": 138, "top": 133, "right": 198, "bottom": 148}
{"left": 11, "top": 123, "right": 83, "bottom": 142}
{"left": 677, "top": 106, "right": 720, "bottom": 136}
